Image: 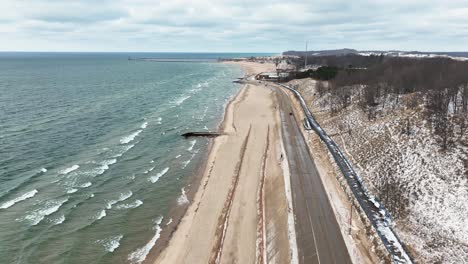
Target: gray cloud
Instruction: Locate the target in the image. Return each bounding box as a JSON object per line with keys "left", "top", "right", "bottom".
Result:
{"left": 0, "top": 0, "right": 467, "bottom": 52}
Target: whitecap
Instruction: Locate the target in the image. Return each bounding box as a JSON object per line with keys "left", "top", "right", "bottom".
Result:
{"left": 92, "top": 159, "right": 117, "bottom": 176}
{"left": 172, "top": 95, "right": 191, "bottom": 106}
{"left": 149, "top": 167, "right": 169, "bottom": 183}
{"left": 177, "top": 188, "right": 189, "bottom": 205}
{"left": 22, "top": 197, "right": 68, "bottom": 226}
{"left": 166, "top": 218, "right": 172, "bottom": 226}
{"left": 156, "top": 117, "right": 162, "bottom": 125}
{"left": 53, "top": 214, "right": 65, "bottom": 225}
{"left": 187, "top": 140, "right": 196, "bottom": 151}
{"left": 128, "top": 216, "right": 163, "bottom": 263}
{"left": 106, "top": 191, "right": 133, "bottom": 209}
{"left": 40, "top": 168, "right": 47, "bottom": 173}
{"left": 182, "top": 154, "right": 195, "bottom": 169}
{"left": 97, "top": 209, "right": 106, "bottom": 220}
{"left": 78, "top": 182, "right": 92, "bottom": 188}
{"left": 175, "top": 154, "right": 181, "bottom": 159}
{"left": 143, "top": 167, "right": 155, "bottom": 174}
{"left": 120, "top": 130, "right": 142, "bottom": 144}
{"left": 66, "top": 188, "right": 78, "bottom": 194}
{"left": 96, "top": 234, "right": 123, "bottom": 253}
{"left": 150, "top": 160, "right": 154, "bottom": 163}
{"left": 141, "top": 122, "right": 148, "bottom": 129}
{"left": 115, "top": 200, "right": 143, "bottom": 210}
{"left": 0, "top": 189, "right": 38, "bottom": 209}
{"left": 59, "top": 165, "right": 79, "bottom": 175}
{"left": 112, "top": 144, "right": 135, "bottom": 158}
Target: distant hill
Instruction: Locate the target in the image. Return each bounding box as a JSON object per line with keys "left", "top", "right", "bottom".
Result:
{"left": 283, "top": 49, "right": 468, "bottom": 60}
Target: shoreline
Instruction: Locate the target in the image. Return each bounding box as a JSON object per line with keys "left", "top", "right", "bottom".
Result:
{"left": 149, "top": 61, "right": 278, "bottom": 263}
{"left": 144, "top": 63, "right": 254, "bottom": 264}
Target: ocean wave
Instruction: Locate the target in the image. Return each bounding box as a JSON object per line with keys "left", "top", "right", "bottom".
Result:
{"left": 59, "top": 165, "right": 79, "bottom": 175}
{"left": 0, "top": 189, "right": 38, "bottom": 209}
{"left": 143, "top": 167, "right": 155, "bottom": 174}
{"left": 96, "top": 234, "right": 123, "bottom": 253}
{"left": 114, "top": 199, "right": 143, "bottom": 210}
{"left": 187, "top": 140, "right": 196, "bottom": 151}
{"left": 120, "top": 130, "right": 142, "bottom": 144}
{"left": 141, "top": 122, "right": 148, "bottom": 129}
{"left": 182, "top": 154, "right": 195, "bottom": 169}
{"left": 172, "top": 95, "right": 191, "bottom": 106}
{"left": 97, "top": 209, "right": 106, "bottom": 220}
{"left": 177, "top": 188, "right": 189, "bottom": 205}
{"left": 175, "top": 154, "right": 181, "bottom": 159}
{"left": 22, "top": 197, "right": 68, "bottom": 226}
{"left": 53, "top": 214, "right": 65, "bottom": 225}
{"left": 89, "top": 159, "right": 117, "bottom": 176}
{"left": 149, "top": 167, "right": 169, "bottom": 183}
{"left": 112, "top": 144, "right": 135, "bottom": 158}
{"left": 166, "top": 218, "right": 172, "bottom": 226}
{"left": 78, "top": 182, "right": 92, "bottom": 188}
{"left": 66, "top": 188, "right": 78, "bottom": 194}
{"left": 150, "top": 160, "right": 154, "bottom": 163}
{"left": 128, "top": 216, "right": 163, "bottom": 263}
{"left": 156, "top": 117, "right": 162, "bottom": 125}
{"left": 106, "top": 191, "right": 133, "bottom": 209}
{"left": 40, "top": 168, "right": 47, "bottom": 173}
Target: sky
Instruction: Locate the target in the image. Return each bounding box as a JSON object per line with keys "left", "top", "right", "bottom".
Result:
{"left": 0, "top": 0, "right": 467, "bottom": 52}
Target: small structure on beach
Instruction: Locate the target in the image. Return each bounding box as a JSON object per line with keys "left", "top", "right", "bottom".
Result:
{"left": 255, "top": 72, "right": 279, "bottom": 81}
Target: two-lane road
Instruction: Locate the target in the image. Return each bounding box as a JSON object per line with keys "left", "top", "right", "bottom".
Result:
{"left": 274, "top": 85, "right": 352, "bottom": 264}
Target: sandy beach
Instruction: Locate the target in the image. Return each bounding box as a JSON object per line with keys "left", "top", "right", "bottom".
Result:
{"left": 151, "top": 61, "right": 293, "bottom": 263}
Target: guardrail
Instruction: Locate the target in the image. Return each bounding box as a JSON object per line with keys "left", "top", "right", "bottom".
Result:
{"left": 278, "top": 83, "right": 413, "bottom": 264}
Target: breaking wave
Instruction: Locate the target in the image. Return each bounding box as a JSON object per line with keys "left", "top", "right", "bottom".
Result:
{"left": 96, "top": 234, "right": 123, "bottom": 253}
{"left": 114, "top": 200, "right": 143, "bottom": 210}
{"left": 0, "top": 189, "right": 38, "bottom": 209}
{"left": 128, "top": 216, "right": 163, "bottom": 263}
{"left": 172, "top": 95, "right": 191, "bottom": 106}
{"left": 22, "top": 197, "right": 68, "bottom": 226}
{"left": 149, "top": 167, "right": 169, "bottom": 183}
{"left": 97, "top": 209, "right": 106, "bottom": 220}
{"left": 106, "top": 191, "right": 133, "bottom": 209}
{"left": 120, "top": 130, "right": 142, "bottom": 144}
{"left": 177, "top": 188, "right": 189, "bottom": 205}
{"left": 59, "top": 165, "right": 79, "bottom": 175}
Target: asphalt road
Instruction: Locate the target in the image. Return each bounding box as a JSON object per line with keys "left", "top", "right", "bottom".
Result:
{"left": 274, "top": 85, "right": 352, "bottom": 264}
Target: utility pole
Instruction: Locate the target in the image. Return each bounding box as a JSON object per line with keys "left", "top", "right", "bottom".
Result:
{"left": 304, "top": 40, "right": 308, "bottom": 69}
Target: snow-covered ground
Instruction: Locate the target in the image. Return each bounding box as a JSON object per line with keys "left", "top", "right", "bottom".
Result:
{"left": 289, "top": 78, "right": 468, "bottom": 263}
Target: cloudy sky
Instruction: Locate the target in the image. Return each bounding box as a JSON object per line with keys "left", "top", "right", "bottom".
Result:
{"left": 0, "top": 0, "right": 467, "bottom": 52}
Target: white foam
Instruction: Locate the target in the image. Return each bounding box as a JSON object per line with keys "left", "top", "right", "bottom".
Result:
{"left": 166, "top": 218, "right": 173, "bottom": 226}
{"left": 156, "top": 117, "right": 162, "bottom": 125}
{"left": 175, "top": 154, "right": 181, "bottom": 159}
{"left": 150, "top": 160, "right": 154, "bottom": 163}
{"left": 66, "top": 188, "right": 78, "bottom": 194}
{"left": 182, "top": 154, "right": 195, "bottom": 169}
{"left": 97, "top": 209, "right": 106, "bottom": 220}
{"left": 177, "top": 188, "right": 189, "bottom": 205}
{"left": 187, "top": 140, "right": 196, "bottom": 151}
{"left": 120, "top": 130, "right": 142, "bottom": 144}
{"left": 115, "top": 200, "right": 143, "bottom": 210}
{"left": 40, "top": 168, "right": 47, "bottom": 173}
{"left": 141, "top": 122, "right": 148, "bottom": 129}
{"left": 106, "top": 191, "right": 133, "bottom": 209}
{"left": 22, "top": 197, "right": 68, "bottom": 226}
{"left": 97, "top": 235, "right": 123, "bottom": 253}
{"left": 113, "top": 144, "right": 135, "bottom": 158}
{"left": 54, "top": 214, "right": 65, "bottom": 225}
{"left": 172, "top": 95, "right": 191, "bottom": 106}
{"left": 0, "top": 189, "right": 38, "bottom": 209}
{"left": 59, "top": 165, "right": 79, "bottom": 175}
{"left": 93, "top": 159, "right": 117, "bottom": 176}
{"left": 149, "top": 167, "right": 169, "bottom": 183}
{"left": 78, "top": 182, "right": 92, "bottom": 188}
{"left": 128, "top": 216, "right": 163, "bottom": 263}
{"left": 143, "top": 167, "right": 155, "bottom": 174}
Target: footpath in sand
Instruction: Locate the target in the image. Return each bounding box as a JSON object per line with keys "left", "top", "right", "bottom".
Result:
{"left": 154, "top": 63, "right": 292, "bottom": 264}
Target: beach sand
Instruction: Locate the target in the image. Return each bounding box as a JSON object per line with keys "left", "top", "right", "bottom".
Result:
{"left": 152, "top": 61, "right": 291, "bottom": 264}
